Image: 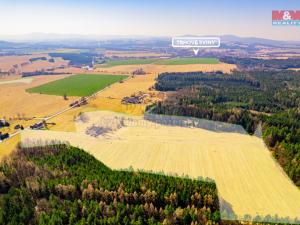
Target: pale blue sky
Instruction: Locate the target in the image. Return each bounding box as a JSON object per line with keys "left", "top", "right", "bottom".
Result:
{"left": 0, "top": 0, "right": 299, "bottom": 40}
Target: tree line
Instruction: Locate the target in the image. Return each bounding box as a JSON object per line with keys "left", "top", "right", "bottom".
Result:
{"left": 220, "top": 57, "right": 300, "bottom": 70}
{"left": 49, "top": 53, "right": 97, "bottom": 66}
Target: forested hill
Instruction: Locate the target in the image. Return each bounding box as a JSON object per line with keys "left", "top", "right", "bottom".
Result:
{"left": 154, "top": 70, "right": 300, "bottom": 114}
{"left": 0, "top": 144, "right": 220, "bottom": 225}
{"left": 152, "top": 70, "right": 300, "bottom": 187}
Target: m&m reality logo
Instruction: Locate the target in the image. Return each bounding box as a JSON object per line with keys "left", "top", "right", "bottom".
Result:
{"left": 272, "top": 10, "right": 300, "bottom": 26}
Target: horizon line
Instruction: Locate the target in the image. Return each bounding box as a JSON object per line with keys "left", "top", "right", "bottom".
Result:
{"left": 0, "top": 33, "right": 299, "bottom": 43}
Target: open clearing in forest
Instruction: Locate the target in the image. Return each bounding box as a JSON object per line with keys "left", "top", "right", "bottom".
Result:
{"left": 21, "top": 111, "right": 300, "bottom": 224}
{"left": 27, "top": 74, "right": 128, "bottom": 97}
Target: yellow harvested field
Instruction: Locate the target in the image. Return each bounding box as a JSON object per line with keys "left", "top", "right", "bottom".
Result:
{"left": 45, "top": 73, "right": 157, "bottom": 132}
{"left": 0, "top": 62, "right": 236, "bottom": 158}
{"left": 0, "top": 75, "right": 78, "bottom": 157}
{"left": 0, "top": 75, "right": 76, "bottom": 119}
{"left": 21, "top": 111, "right": 300, "bottom": 223}
{"left": 80, "top": 64, "right": 234, "bottom": 119}
{"left": 38, "top": 62, "right": 226, "bottom": 133}
{"left": 97, "top": 74, "right": 157, "bottom": 98}
{"left": 0, "top": 134, "right": 20, "bottom": 158}
{"left": 0, "top": 71, "right": 155, "bottom": 156}
{"left": 89, "top": 97, "right": 146, "bottom": 115}
{"left": 91, "top": 63, "right": 236, "bottom": 114}
{"left": 46, "top": 101, "right": 145, "bottom": 133}
{"left": 0, "top": 54, "right": 69, "bottom": 76}
{"left": 24, "top": 62, "right": 234, "bottom": 132}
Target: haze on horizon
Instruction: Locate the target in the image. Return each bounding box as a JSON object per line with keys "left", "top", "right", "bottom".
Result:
{"left": 0, "top": 0, "right": 299, "bottom": 41}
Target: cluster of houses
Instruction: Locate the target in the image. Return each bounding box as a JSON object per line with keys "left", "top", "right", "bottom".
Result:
{"left": 69, "top": 97, "right": 88, "bottom": 108}
{"left": 121, "top": 92, "right": 152, "bottom": 104}
{"left": 132, "top": 68, "right": 146, "bottom": 75}
{"left": 29, "top": 121, "right": 55, "bottom": 130}
{"left": 30, "top": 122, "right": 44, "bottom": 130}
{"left": 0, "top": 119, "right": 9, "bottom": 128}
{"left": 0, "top": 119, "right": 25, "bottom": 141}
{"left": 81, "top": 65, "right": 94, "bottom": 71}
{"left": 0, "top": 119, "right": 10, "bottom": 141}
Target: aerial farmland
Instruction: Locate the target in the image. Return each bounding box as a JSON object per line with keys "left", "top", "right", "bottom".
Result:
{"left": 27, "top": 74, "right": 128, "bottom": 96}
{"left": 21, "top": 111, "right": 300, "bottom": 223}
{"left": 1, "top": 0, "right": 300, "bottom": 224}
{"left": 1, "top": 38, "right": 300, "bottom": 224}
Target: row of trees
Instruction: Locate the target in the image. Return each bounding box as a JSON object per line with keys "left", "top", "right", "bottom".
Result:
{"left": 29, "top": 57, "right": 47, "bottom": 62}
{"left": 49, "top": 53, "right": 97, "bottom": 66}
{"left": 151, "top": 101, "right": 257, "bottom": 134}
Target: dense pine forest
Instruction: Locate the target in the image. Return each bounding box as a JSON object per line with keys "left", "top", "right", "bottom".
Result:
{"left": 0, "top": 144, "right": 221, "bottom": 225}
{"left": 152, "top": 70, "right": 300, "bottom": 186}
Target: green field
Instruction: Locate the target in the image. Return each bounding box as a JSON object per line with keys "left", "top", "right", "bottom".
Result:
{"left": 96, "top": 58, "right": 159, "bottom": 68}
{"left": 27, "top": 74, "right": 127, "bottom": 97}
{"left": 96, "top": 57, "right": 219, "bottom": 67}
{"left": 155, "top": 57, "right": 220, "bottom": 65}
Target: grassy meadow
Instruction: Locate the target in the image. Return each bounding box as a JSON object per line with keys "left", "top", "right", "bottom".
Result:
{"left": 96, "top": 57, "right": 220, "bottom": 67}
{"left": 27, "top": 74, "right": 127, "bottom": 97}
